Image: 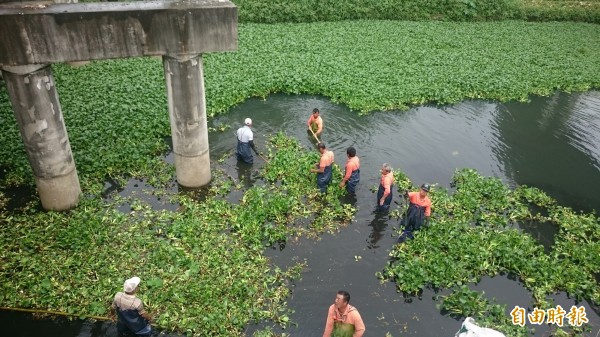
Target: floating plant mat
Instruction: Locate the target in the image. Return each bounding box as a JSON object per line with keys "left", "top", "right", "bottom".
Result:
{"left": 381, "top": 168, "right": 600, "bottom": 336}
{"left": 0, "top": 133, "right": 355, "bottom": 336}
{"left": 2, "top": 21, "right": 600, "bottom": 188}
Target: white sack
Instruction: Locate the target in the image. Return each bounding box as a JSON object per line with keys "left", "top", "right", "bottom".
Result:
{"left": 455, "top": 317, "right": 507, "bottom": 337}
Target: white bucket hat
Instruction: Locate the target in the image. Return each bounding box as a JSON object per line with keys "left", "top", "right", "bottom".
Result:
{"left": 123, "top": 276, "right": 141, "bottom": 293}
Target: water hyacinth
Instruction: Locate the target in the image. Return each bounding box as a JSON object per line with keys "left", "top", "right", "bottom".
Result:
{"left": 0, "top": 133, "right": 357, "bottom": 336}
{"left": 381, "top": 168, "right": 599, "bottom": 336}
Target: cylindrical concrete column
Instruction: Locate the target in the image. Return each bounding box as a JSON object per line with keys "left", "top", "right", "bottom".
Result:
{"left": 163, "top": 54, "right": 211, "bottom": 187}
{"left": 2, "top": 64, "right": 81, "bottom": 211}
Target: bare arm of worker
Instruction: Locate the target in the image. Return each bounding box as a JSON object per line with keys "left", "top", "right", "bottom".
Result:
{"left": 379, "top": 193, "right": 389, "bottom": 205}
{"left": 140, "top": 309, "right": 152, "bottom": 323}
{"left": 322, "top": 305, "right": 335, "bottom": 337}
{"left": 339, "top": 163, "right": 352, "bottom": 187}
{"left": 109, "top": 306, "right": 116, "bottom": 321}
{"left": 379, "top": 183, "right": 390, "bottom": 205}
{"left": 311, "top": 155, "right": 327, "bottom": 173}
{"left": 351, "top": 310, "right": 365, "bottom": 337}
{"left": 249, "top": 140, "right": 259, "bottom": 154}
{"left": 311, "top": 163, "right": 325, "bottom": 173}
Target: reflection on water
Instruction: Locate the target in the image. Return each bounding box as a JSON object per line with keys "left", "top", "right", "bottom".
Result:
{"left": 493, "top": 91, "right": 600, "bottom": 212}
{"left": 2, "top": 91, "right": 599, "bottom": 336}
{"left": 367, "top": 212, "right": 391, "bottom": 249}
{"left": 516, "top": 219, "right": 559, "bottom": 253}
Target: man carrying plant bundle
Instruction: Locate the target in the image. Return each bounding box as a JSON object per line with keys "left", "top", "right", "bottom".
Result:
{"left": 110, "top": 276, "right": 153, "bottom": 337}
{"left": 322, "top": 290, "right": 366, "bottom": 337}
{"left": 236, "top": 118, "right": 259, "bottom": 164}
{"left": 310, "top": 142, "right": 334, "bottom": 193}
{"left": 399, "top": 183, "right": 432, "bottom": 241}
{"left": 339, "top": 146, "right": 360, "bottom": 195}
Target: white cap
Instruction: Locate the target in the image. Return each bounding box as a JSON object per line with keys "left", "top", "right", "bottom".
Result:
{"left": 123, "top": 276, "right": 141, "bottom": 293}
{"left": 244, "top": 118, "right": 252, "bottom": 126}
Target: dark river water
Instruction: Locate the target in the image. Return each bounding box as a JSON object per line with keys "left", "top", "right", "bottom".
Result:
{"left": 2, "top": 91, "right": 600, "bottom": 336}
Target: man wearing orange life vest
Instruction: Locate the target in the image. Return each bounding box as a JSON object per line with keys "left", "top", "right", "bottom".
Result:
{"left": 322, "top": 290, "right": 365, "bottom": 337}
{"left": 339, "top": 146, "right": 360, "bottom": 195}
{"left": 399, "top": 183, "right": 432, "bottom": 240}
{"left": 376, "top": 163, "right": 394, "bottom": 212}
{"left": 307, "top": 108, "right": 323, "bottom": 137}
{"left": 310, "top": 142, "right": 334, "bottom": 193}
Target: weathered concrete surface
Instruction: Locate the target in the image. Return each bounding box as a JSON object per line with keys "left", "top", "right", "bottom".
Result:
{"left": 2, "top": 64, "right": 81, "bottom": 210}
{"left": 0, "top": 0, "right": 238, "bottom": 66}
{"left": 164, "top": 54, "right": 211, "bottom": 187}
{"left": 35, "top": 171, "right": 81, "bottom": 210}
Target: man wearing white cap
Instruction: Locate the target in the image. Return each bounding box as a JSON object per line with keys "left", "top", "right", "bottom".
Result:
{"left": 110, "top": 276, "right": 153, "bottom": 336}
{"left": 236, "top": 117, "right": 259, "bottom": 164}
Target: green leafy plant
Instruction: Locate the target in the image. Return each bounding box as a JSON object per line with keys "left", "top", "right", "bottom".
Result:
{"left": 438, "top": 286, "right": 531, "bottom": 337}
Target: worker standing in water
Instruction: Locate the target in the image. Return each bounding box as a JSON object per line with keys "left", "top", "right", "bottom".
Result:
{"left": 236, "top": 118, "right": 259, "bottom": 164}
{"left": 311, "top": 142, "right": 334, "bottom": 193}
{"left": 376, "top": 163, "right": 394, "bottom": 212}
{"left": 339, "top": 146, "right": 360, "bottom": 195}
{"left": 307, "top": 108, "right": 323, "bottom": 138}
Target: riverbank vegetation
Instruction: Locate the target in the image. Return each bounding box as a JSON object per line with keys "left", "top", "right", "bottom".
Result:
{"left": 233, "top": 0, "right": 600, "bottom": 24}
{"left": 0, "top": 133, "right": 354, "bottom": 336}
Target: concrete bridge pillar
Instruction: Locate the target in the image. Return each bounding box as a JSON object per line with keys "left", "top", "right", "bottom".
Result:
{"left": 163, "top": 54, "right": 211, "bottom": 187}
{"left": 1, "top": 64, "right": 81, "bottom": 210}
{"left": 0, "top": 0, "right": 237, "bottom": 209}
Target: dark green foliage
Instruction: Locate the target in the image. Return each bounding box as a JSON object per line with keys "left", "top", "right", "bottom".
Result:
{"left": 231, "top": 0, "right": 600, "bottom": 24}
{"left": 518, "top": 0, "right": 600, "bottom": 24}
{"left": 76, "top": 0, "right": 600, "bottom": 23}
{"left": 233, "top": 0, "right": 521, "bottom": 23}
{"left": 261, "top": 132, "right": 355, "bottom": 234}
{"left": 0, "top": 58, "right": 172, "bottom": 190}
